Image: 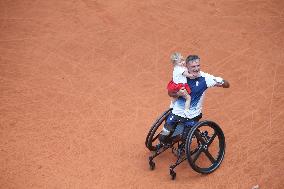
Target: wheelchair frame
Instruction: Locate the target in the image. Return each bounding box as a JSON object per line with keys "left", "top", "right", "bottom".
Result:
{"left": 145, "top": 108, "right": 226, "bottom": 180}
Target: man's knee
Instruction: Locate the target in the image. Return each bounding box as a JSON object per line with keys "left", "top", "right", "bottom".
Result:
{"left": 160, "top": 127, "right": 171, "bottom": 136}
{"left": 159, "top": 123, "right": 176, "bottom": 143}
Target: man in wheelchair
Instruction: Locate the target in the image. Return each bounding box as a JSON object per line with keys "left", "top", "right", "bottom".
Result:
{"left": 146, "top": 54, "right": 230, "bottom": 179}
{"left": 159, "top": 54, "right": 230, "bottom": 147}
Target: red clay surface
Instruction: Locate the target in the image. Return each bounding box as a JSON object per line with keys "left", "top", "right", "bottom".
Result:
{"left": 1, "top": 0, "right": 284, "bottom": 188}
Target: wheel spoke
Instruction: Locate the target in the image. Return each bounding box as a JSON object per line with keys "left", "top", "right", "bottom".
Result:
{"left": 194, "top": 130, "right": 206, "bottom": 145}
{"left": 192, "top": 146, "right": 203, "bottom": 163}
{"left": 204, "top": 150, "right": 216, "bottom": 164}
{"left": 190, "top": 147, "right": 199, "bottom": 155}
{"left": 207, "top": 132, "right": 217, "bottom": 147}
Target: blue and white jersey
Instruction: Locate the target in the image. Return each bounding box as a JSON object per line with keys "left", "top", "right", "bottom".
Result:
{"left": 172, "top": 71, "right": 223, "bottom": 118}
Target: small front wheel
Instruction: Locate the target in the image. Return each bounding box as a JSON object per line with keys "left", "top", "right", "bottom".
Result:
{"left": 170, "top": 169, "right": 176, "bottom": 180}
{"left": 149, "top": 161, "right": 155, "bottom": 170}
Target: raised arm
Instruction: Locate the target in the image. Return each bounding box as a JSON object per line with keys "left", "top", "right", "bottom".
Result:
{"left": 182, "top": 71, "right": 197, "bottom": 79}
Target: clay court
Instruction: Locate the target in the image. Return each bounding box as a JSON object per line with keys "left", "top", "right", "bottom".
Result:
{"left": 1, "top": 0, "right": 284, "bottom": 188}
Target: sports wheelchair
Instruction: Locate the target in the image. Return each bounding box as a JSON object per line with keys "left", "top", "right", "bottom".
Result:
{"left": 145, "top": 108, "right": 225, "bottom": 180}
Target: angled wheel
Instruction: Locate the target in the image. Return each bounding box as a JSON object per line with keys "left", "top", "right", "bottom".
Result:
{"left": 185, "top": 120, "right": 225, "bottom": 174}
{"left": 145, "top": 108, "right": 172, "bottom": 151}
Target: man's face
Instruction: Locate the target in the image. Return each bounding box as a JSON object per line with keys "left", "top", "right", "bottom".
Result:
{"left": 186, "top": 59, "right": 200, "bottom": 77}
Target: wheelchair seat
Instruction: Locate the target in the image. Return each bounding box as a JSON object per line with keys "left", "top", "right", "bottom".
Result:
{"left": 170, "top": 123, "right": 194, "bottom": 143}
{"left": 171, "top": 124, "right": 184, "bottom": 137}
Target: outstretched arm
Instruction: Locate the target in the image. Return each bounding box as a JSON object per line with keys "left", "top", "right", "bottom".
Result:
{"left": 214, "top": 79, "right": 230, "bottom": 88}
{"left": 222, "top": 80, "right": 230, "bottom": 88}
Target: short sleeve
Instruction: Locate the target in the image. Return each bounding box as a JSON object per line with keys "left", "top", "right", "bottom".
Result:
{"left": 201, "top": 71, "right": 223, "bottom": 88}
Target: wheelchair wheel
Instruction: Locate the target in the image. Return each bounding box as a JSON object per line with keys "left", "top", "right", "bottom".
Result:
{"left": 185, "top": 120, "right": 225, "bottom": 174}
{"left": 145, "top": 108, "right": 172, "bottom": 151}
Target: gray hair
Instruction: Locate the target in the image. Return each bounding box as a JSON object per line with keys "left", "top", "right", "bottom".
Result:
{"left": 186, "top": 55, "right": 200, "bottom": 64}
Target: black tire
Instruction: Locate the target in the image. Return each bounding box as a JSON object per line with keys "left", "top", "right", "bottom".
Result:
{"left": 185, "top": 120, "right": 226, "bottom": 174}
{"left": 145, "top": 108, "right": 172, "bottom": 151}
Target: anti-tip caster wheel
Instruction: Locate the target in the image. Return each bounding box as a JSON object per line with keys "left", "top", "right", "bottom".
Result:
{"left": 149, "top": 161, "right": 155, "bottom": 170}
{"left": 170, "top": 169, "right": 176, "bottom": 180}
